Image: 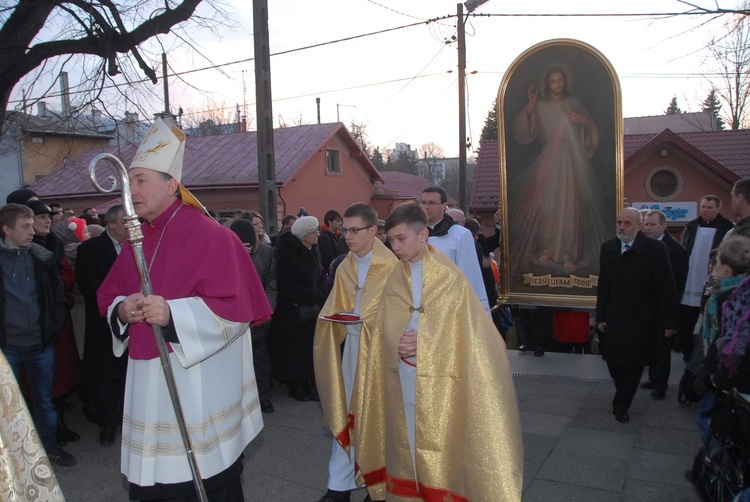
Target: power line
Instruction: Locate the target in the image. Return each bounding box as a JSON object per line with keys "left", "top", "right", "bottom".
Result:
{"left": 7, "top": 16, "right": 450, "bottom": 106}
{"left": 471, "top": 11, "right": 731, "bottom": 18}
{"left": 363, "top": 0, "right": 428, "bottom": 21}
{"left": 7, "top": 8, "right": 734, "bottom": 107}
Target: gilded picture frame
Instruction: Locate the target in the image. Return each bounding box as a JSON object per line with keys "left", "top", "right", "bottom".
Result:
{"left": 497, "top": 39, "right": 623, "bottom": 308}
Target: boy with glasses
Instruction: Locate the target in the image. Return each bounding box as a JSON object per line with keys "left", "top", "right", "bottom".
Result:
{"left": 314, "top": 203, "right": 398, "bottom": 502}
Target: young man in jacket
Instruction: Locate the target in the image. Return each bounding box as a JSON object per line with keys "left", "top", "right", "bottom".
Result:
{"left": 0, "top": 203, "right": 72, "bottom": 466}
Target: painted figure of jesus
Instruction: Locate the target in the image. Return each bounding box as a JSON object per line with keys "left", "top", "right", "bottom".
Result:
{"left": 511, "top": 65, "right": 599, "bottom": 270}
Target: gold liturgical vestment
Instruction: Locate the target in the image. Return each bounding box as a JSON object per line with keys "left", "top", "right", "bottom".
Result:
{"left": 314, "top": 238, "right": 398, "bottom": 451}
{"left": 0, "top": 352, "right": 65, "bottom": 501}
{"left": 358, "top": 244, "right": 523, "bottom": 501}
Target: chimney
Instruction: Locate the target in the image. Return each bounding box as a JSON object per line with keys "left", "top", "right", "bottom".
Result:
{"left": 92, "top": 107, "right": 101, "bottom": 118}
{"left": 37, "top": 101, "right": 47, "bottom": 117}
{"left": 60, "top": 72, "right": 71, "bottom": 116}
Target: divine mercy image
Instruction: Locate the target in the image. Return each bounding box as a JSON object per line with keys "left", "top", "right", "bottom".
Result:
{"left": 501, "top": 40, "right": 620, "bottom": 303}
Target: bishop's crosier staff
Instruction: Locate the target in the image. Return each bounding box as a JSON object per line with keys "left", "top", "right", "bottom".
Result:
{"left": 88, "top": 151, "right": 208, "bottom": 502}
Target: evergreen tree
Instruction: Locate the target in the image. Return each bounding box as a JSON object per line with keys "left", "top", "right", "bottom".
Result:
{"left": 664, "top": 96, "right": 682, "bottom": 115}
{"left": 393, "top": 151, "right": 418, "bottom": 176}
{"left": 370, "top": 146, "right": 386, "bottom": 171}
{"left": 702, "top": 88, "right": 726, "bottom": 130}
{"left": 480, "top": 99, "right": 499, "bottom": 141}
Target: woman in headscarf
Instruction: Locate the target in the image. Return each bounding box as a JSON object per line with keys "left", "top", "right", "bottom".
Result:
{"left": 269, "top": 216, "right": 327, "bottom": 401}
{"left": 230, "top": 219, "right": 277, "bottom": 413}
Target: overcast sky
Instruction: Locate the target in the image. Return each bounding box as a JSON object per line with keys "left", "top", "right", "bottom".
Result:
{"left": 13, "top": 0, "right": 745, "bottom": 157}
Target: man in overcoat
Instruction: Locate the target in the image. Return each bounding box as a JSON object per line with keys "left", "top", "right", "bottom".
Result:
{"left": 76, "top": 204, "right": 128, "bottom": 446}
{"left": 596, "top": 208, "right": 679, "bottom": 423}
{"left": 640, "top": 209, "right": 689, "bottom": 398}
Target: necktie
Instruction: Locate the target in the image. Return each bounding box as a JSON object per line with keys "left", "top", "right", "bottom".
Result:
{"left": 623, "top": 244, "right": 631, "bottom": 254}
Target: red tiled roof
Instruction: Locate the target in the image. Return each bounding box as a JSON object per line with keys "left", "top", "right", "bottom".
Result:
{"left": 31, "top": 123, "right": 379, "bottom": 197}
{"left": 469, "top": 140, "right": 500, "bottom": 211}
{"left": 373, "top": 171, "right": 433, "bottom": 201}
{"left": 658, "top": 130, "right": 750, "bottom": 178}
{"left": 471, "top": 129, "right": 750, "bottom": 211}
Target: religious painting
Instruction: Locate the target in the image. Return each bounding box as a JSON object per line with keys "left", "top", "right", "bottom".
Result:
{"left": 497, "top": 39, "right": 623, "bottom": 308}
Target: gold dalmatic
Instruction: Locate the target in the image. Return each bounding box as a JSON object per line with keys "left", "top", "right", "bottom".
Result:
{"left": 0, "top": 352, "right": 65, "bottom": 501}
{"left": 314, "top": 239, "right": 398, "bottom": 451}
{"left": 358, "top": 244, "right": 523, "bottom": 501}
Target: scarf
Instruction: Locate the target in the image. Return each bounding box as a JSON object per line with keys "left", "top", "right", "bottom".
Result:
{"left": 701, "top": 274, "right": 746, "bottom": 355}
{"left": 717, "top": 274, "right": 750, "bottom": 376}
{"left": 321, "top": 224, "right": 340, "bottom": 238}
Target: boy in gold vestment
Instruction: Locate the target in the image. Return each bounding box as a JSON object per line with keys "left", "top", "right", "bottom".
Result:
{"left": 358, "top": 202, "right": 523, "bottom": 502}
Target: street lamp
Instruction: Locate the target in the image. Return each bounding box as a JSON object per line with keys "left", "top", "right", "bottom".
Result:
{"left": 463, "top": 0, "right": 489, "bottom": 12}
{"left": 337, "top": 103, "right": 356, "bottom": 123}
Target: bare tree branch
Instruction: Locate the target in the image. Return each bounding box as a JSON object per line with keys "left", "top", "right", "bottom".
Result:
{"left": 0, "top": 0, "right": 209, "bottom": 131}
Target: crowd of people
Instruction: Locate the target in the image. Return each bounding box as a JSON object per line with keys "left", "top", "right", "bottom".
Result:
{"left": 1, "top": 118, "right": 748, "bottom": 502}
{"left": 594, "top": 184, "right": 750, "bottom": 501}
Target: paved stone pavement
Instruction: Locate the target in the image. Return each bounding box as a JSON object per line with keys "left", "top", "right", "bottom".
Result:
{"left": 51, "top": 352, "right": 701, "bottom": 501}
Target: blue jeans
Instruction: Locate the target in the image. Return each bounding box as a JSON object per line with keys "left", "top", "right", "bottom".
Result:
{"left": 3, "top": 343, "right": 57, "bottom": 452}
{"left": 697, "top": 390, "right": 716, "bottom": 443}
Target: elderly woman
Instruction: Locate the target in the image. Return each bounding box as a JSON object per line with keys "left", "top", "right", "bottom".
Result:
{"left": 269, "top": 216, "right": 327, "bottom": 401}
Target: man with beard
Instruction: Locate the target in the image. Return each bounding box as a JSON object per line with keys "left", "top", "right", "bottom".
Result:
{"left": 596, "top": 208, "right": 678, "bottom": 423}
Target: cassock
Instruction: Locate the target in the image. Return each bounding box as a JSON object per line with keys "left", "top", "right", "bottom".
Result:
{"left": 98, "top": 200, "right": 272, "bottom": 496}
{"left": 313, "top": 238, "right": 397, "bottom": 490}
{"left": 357, "top": 244, "right": 523, "bottom": 501}
{"left": 427, "top": 214, "right": 490, "bottom": 313}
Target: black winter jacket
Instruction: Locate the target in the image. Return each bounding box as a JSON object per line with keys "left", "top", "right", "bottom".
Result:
{"left": 0, "top": 243, "right": 67, "bottom": 348}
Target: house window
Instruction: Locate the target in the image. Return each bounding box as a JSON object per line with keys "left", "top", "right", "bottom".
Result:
{"left": 645, "top": 165, "right": 684, "bottom": 202}
{"left": 326, "top": 150, "right": 341, "bottom": 174}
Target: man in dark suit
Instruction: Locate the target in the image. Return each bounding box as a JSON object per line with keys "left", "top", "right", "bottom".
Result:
{"left": 596, "top": 208, "right": 679, "bottom": 423}
{"left": 640, "top": 210, "right": 689, "bottom": 399}
{"left": 76, "top": 204, "right": 128, "bottom": 446}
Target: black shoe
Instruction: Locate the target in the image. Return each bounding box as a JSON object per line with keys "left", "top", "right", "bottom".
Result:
{"left": 48, "top": 446, "right": 77, "bottom": 467}
{"left": 684, "top": 469, "right": 695, "bottom": 484}
{"left": 534, "top": 348, "right": 544, "bottom": 357}
{"left": 613, "top": 410, "right": 629, "bottom": 423}
{"left": 316, "top": 489, "right": 350, "bottom": 502}
{"left": 99, "top": 426, "right": 116, "bottom": 446}
{"left": 518, "top": 344, "right": 529, "bottom": 352}
{"left": 362, "top": 495, "right": 384, "bottom": 502}
{"left": 640, "top": 380, "right": 654, "bottom": 390}
{"left": 261, "top": 400, "right": 275, "bottom": 413}
{"left": 82, "top": 400, "right": 98, "bottom": 424}
{"left": 57, "top": 420, "right": 80, "bottom": 443}
{"left": 651, "top": 390, "right": 666, "bottom": 400}
{"left": 307, "top": 380, "right": 320, "bottom": 402}
{"left": 288, "top": 382, "right": 310, "bottom": 402}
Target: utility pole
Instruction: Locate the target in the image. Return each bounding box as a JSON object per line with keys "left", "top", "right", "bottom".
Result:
{"left": 155, "top": 53, "right": 175, "bottom": 123}
{"left": 253, "top": 0, "right": 278, "bottom": 234}
{"left": 457, "top": 0, "right": 489, "bottom": 209}
{"left": 457, "top": 3, "right": 467, "bottom": 210}
{"left": 162, "top": 53, "right": 170, "bottom": 115}
{"left": 316, "top": 98, "right": 321, "bottom": 124}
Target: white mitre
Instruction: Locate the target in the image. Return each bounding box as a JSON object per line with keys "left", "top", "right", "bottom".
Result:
{"left": 129, "top": 117, "right": 206, "bottom": 214}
